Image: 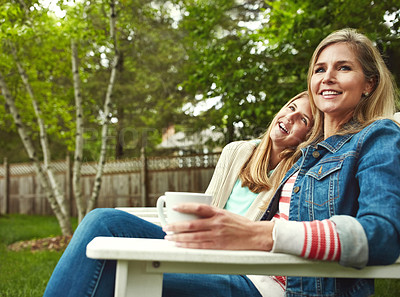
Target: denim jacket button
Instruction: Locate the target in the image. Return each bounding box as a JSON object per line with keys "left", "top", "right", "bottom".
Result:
{"left": 312, "top": 151, "right": 320, "bottom": 158}
{"left": 293, "top": 186, "right": 300, "bottom": 193}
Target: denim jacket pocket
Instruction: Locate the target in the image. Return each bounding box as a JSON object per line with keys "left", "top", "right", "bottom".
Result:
{"left": 304, "top": 157, "right": 345, "bottom": 217}
{"left": 307, "top": 157, "right": 344, "bottom": 180}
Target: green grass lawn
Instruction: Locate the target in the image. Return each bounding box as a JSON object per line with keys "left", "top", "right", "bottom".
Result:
{"left": 0, "top": 214, "right": 77, "bottom": 297}
{"left": 0, "top": 214, "right": 399, "bottom": 296}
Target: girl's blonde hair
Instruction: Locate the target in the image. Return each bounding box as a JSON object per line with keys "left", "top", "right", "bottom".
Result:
{"left": 239, "top": 91, "right": 311, "bottom": 193}
{"left": 305, "top": 28, "right": 398, "bottom": 145}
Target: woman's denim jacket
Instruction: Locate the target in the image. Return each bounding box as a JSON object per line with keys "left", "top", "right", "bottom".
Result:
{"left": 262, "top": 119, "right": 400, "bottom": 297}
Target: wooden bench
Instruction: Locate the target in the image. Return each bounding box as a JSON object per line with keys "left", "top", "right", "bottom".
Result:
{"left": 87, "top": 207, "right": 400, "bottom": 297}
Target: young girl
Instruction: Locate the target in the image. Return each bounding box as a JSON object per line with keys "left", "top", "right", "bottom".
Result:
{"left": 208, "top": 91, "right": 312, "bottom": 220}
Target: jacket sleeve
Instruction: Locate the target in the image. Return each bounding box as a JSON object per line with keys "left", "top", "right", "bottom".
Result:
{"left": 343, "top": 120, "right": 400, "bottom": 266}
{"left": 330, "top": 215, "right": 369, "bottom": 268}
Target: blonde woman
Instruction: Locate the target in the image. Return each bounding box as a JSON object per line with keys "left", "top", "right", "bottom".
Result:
{"left": 165, "top": 28, "right": 400, "bottom": 297}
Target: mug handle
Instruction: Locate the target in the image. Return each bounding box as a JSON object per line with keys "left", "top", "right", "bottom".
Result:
{"left": 156, "top": 195, "right": 168, "bottom": 227}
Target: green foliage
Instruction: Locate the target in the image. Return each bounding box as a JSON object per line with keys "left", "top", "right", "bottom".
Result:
{"left": 0, "top": 0, "right": 399, "bottom": 161}
{"left": 0, "top": 0, "right": 76, "bottom": 161}
{"left": 178, "top": 0, "right": 400, "bottom": 146}
{"left": 0, "top": 0, "right": 189, "bottom": 162}
{"left": 179, "top": 1, "right": 275, "bottom": 144}
{"left": 65, "top": 0, "right": 189, "bottom": 160}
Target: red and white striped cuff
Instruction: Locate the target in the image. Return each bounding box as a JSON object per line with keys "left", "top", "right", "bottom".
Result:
{"left": 271, "top": 219, "right": 341, "bottom": 261}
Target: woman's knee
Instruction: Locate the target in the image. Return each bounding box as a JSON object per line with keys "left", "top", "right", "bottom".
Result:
{"left": 76, "top": 208, "right": 165, "bottom": 239}
{"left": 82, "top": 208, "right": 124, "bottom": 227}
{"left": 75, "top": 208, "right": 119, "bottom": 237}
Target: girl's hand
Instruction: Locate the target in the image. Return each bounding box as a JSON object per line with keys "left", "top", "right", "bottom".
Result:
{"left": 163, "top": 203, "right": 274, "bottom": 251}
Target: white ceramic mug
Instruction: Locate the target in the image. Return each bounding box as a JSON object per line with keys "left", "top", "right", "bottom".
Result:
{"left": 156, "top": 192, "right": 212, "bottom": 227}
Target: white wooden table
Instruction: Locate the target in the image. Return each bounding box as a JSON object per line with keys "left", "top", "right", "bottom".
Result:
{"left": 86, "top": 237, "right": 400, "bottom": 297}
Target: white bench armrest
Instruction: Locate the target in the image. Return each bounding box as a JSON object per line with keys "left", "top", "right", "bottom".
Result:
{"left": 87, "top": 237, "right": 400, "bottom": 297}
{"left": 87, "top": 237, "right": 400, "bottom": 279}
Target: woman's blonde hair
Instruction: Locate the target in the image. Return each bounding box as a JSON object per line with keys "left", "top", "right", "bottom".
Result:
{"left": 305, "top": 28, "right": 398, "bottom": 144}
{"left": 239, "top": 91, "right": 311, "bottom": 193}
{"left": 244, "top": 29, "right": 398, "bottom": 209}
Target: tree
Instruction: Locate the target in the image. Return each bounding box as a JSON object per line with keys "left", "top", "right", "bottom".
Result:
{"left": 0, "top": 0, "right": 74, "bottom": 235}
{"left": 0, "top": 0, "right": 190, "bottom": 230}
{"left": 103, "top": 0, "right": 188, "bottom": 158}
{"left": 178, "top": 0, "right": 400, "bottom": 146}
{"left": 179, "top": 0, "right": 274, "bottom": 144}
{"left": 66, "top": 0, "right": 121, "bottom": 222}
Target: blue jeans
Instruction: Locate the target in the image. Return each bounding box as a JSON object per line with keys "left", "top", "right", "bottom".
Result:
{"left": 43, "top": 208, "right": 262, "bottom": 297}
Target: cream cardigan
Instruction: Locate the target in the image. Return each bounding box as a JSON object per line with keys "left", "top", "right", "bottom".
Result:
{"left": 205, "top": 141, "right": 274, "bottom": 221}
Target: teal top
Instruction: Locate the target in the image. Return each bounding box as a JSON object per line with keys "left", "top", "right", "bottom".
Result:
{"left": 224, "top": 166, "right": 274, "bottom": 216}
{"left": 224, "top": 179, "right": 258, "bottom": 216}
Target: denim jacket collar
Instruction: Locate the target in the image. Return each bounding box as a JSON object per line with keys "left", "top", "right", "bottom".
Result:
{"left": 307, "top": 133, "right": 354, "bottom": 154}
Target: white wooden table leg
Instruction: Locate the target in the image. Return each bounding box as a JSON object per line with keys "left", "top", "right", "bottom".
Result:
{"left": 115, "top": 260, "right": 163, "bottom": 297}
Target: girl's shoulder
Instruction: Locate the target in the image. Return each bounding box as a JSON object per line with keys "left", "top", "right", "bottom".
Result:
{"left": 223, "top": 140, "right": 259, "bottom": 151}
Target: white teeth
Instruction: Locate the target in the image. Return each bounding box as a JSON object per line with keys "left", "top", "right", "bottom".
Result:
{"left": 279, "top": 122, "right": 289, "bottom": 133}
{"left": 322, "top": 90, "right": 341, "bottom": 96}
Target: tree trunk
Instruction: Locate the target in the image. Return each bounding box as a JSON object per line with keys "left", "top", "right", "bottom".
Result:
{"left": 0, "top": 71, "right": 72, "bottom": 236}
{"left": 11, "top": 45, "right": 69, "bottom": 219}
{"left": 86, "top": 55, "right": 119, "bottom": 213}
{"left": 115, "top": 106, "right": 124, "bottom": 159}
{"left": 86, "top": 0, "right": 120, "bottom": 214}
{"left": 71, "top": 39, "right": 86, "bottom": 223}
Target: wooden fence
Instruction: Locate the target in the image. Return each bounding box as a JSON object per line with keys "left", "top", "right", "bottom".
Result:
{"left": 0, "top": 152, "right": 220, "bottom": 217}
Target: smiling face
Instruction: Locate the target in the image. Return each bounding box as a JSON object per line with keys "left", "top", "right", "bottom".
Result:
{"left": 310, "top": 42, "right": 373, "bottom": 125}
{"left": 270, "top": 95, "right": 313, "bottom": 150}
